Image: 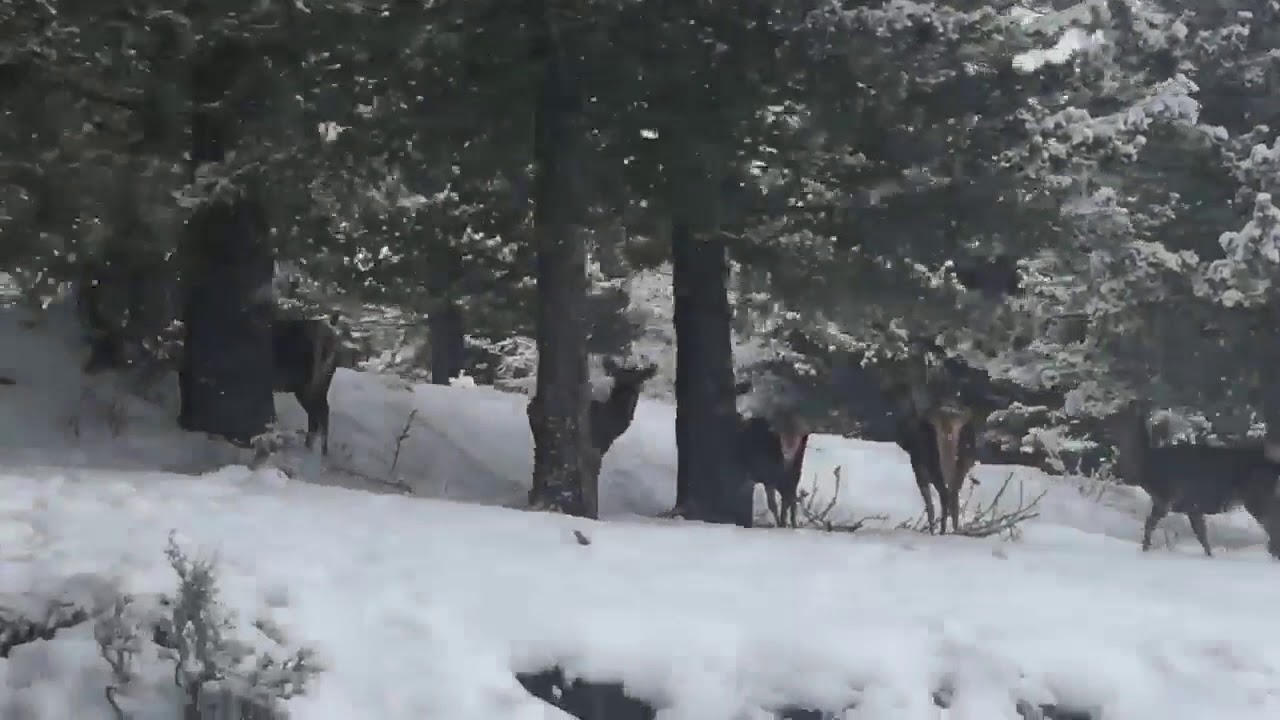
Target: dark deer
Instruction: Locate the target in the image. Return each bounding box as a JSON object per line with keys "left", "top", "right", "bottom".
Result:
{"left": 567, "top": 357, "right": 658, "bottom": 516}
{"left": 271, "top": 312, "right": 343, "bottom": 455}
{"left": 893, "top": 382, "right": 985, "bottom": 535}
{"left": 176, "top": 311, "right": 343, "bottom": 454}
{"left": 590, "top": 357, "right": 659, "bottom": 457}
{"left": 736, "top": 412, "right": 809, "bottom": 528}
{"left": 1108, "top": 398, "right": 1280, "bottom": 557}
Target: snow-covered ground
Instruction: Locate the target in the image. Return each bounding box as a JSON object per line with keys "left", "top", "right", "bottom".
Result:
{"left": 2, "top": 300, "right": 1279, "bottom": 719}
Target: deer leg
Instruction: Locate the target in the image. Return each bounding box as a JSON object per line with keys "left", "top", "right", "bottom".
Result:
{"left": 296, "top": 392, "right": 320, "bottom": 451}
{"left": 1241, "top": 478, "right": 1276, "bottom": 530}
{"left": 764, "top": 484, "right": 781, "bottom": 527}
{"left": 317, "top": 391, "right": 332, "bottom": 456}
{"left": 911, "top": 457, "right": 938, "bottom": 534}
{"left": 947, "top": 477, "right": 965, "bottom": 534}
{"left": 777, "top": 486, "right": 794, "bottom": 528}
{"left": 950, "top": 487, "right": 962, "bottom": 534}
{"left": 936, "top": 481, "right": 951, "bottom": 535}
{"left": 782, "top": 488, "right": 798, "bottom": 528}
{"left": 1187, "top": 512, "right": 1213, "bottom": 557}
{"left": 1142, "top": 499, "right": 1170, "bottom": 552}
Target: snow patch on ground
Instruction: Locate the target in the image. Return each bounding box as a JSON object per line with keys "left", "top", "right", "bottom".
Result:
{"left": 1, "top": 300, "right": 1279, "bottom": 719}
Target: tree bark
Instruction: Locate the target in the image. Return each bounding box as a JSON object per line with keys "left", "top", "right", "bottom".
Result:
{"left": 525, "top": 0, "right": 595, "bottom": 518}
{"left": 672, "top": 227, "right": 750, "bottom": 526}
{"left": 176, "top": 40, "right": 275, "bottom": 446}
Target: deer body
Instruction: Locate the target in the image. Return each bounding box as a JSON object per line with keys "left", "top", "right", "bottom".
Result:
{"left": 173, "top": 311, "right": 343, "bottom": 454}
{"left": 270, "top": 313, "right": 343, "bottom": 455}
{"left": 736, "top": 415, "right": 809, "bottom": 528}
{"left": 558, "top": 358, "right": 657, "bottom": 517}
{"left": 589, "top": 359, "right": 658, "bottom": 457}
{"left": 1111, "top": 400, "right": 1280, "bottom": 556}
{"left": 896, "top": 401, "right": 980, "bottom": 535}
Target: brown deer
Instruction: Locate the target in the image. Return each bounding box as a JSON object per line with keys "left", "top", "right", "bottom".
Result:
{"left": 1108, "top": 398, "right": 1280, "bottom": 557}
{"left": 735, "top": 412, "right": 810, "bottom": 528}
{"left": 177, "top": 311, "right": 343, "bottom": 454}
{"left": 893, "top": 380, "right": 986, "bottom": 535}
{"left": 270, "top": 312, "right": 344, "bottom": 455}
{"left": 589, "top": 357, "right": 659, "bottom": 458}
{"left": 775, "top": 414, "right": 810, "bottom": 528}
{"left": 562, "top": 357, "right": 658, "bottom": 516}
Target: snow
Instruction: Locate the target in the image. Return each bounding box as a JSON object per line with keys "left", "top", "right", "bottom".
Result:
{"left": 2, "top": 299, "right": 1280, "bottom": 719}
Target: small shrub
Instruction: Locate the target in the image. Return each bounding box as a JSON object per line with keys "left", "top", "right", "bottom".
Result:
{"left": 95, "top": 534, "right": 322, "bottom": 719}
{"left": 794, "top": 467, "right": 887, "bottom": 533}
{"left": 94, "top": 594, "right": 146, "bottom": 720}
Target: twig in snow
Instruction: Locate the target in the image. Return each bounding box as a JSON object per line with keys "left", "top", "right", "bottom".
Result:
{"left": 389, "top": 408, "right": 418, "bottom": 477}
{"left": 796, "top": 467, "right": 888, "bottom": 533}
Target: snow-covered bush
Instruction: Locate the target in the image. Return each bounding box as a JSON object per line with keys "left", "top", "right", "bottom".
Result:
{"left": 95, "top": 534, "right": 321, "bottom": 719}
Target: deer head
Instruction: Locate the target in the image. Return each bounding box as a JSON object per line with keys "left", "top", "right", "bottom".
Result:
{"left": 925, "top": 400, "right": 974, "bottom": 494}
{"left": 590, "top": 357, "right": 659, "bottom": 455}
{"left": 1105, "top": 398, "right": 1152, "bottom": 440}
{"left": 1105, "top": 397, "right": 1153, "bottom": 484}
{"left": 602, "top": 357, "right": 658, "bottom": 389}
{"left": 772, "top": 411, "right": 809, "bottom": 465}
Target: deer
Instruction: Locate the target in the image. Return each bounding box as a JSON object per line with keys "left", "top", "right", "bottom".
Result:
{"left": 736, "top": 412, "right": 810, "bottom": 528}
{"left": 270, "top": 312, "right": 344, "bottom": 455}
{"left": 177, "top": 311, "right": 344, "bottom": 455}
{"left": 590, "top": 357, "right": 659, "bottom": 457}
{"left": 557, "top": 357, "right": 658, "bottom": 516}
{"left": 1107, "top": 398, "right": 1280, "bottom": 557}
{"left": 892, "top": 377, "right": 986, "bottom": 535}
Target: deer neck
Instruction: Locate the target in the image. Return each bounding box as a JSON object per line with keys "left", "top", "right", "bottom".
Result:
{"left": 607, "top": 386, "right": 641, "bottom": 425}
{"left": 779, "top": 432, "right": 805, "bottom": 466}
{"left": 1114, "top": 413, "right": 1151, "bottom": 485}
{"left": 929, "top": 414, "right": 967, "bottom": 491}
{"left": 592, "top": 386, "right": 640, "bottom": 451}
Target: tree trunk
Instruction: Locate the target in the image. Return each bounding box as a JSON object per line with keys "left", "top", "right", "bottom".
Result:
{"left": 429, "top": 299, "right": 466, "bottom": 385}
{"left": 525, "top": 0, "right": 594, "bottom": 518}
{"left": 672, "top": 226, "right": 749, "bottom": 526}
{"left": 176, "top": 40, "right": 275, "bottom": 446}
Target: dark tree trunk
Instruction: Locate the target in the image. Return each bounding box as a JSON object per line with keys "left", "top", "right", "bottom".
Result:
{"left": 672, "top": 227, "right": 749, "bottom": 526}
{"left": 525, "top": 0, "right": 594, "bottom": 517}
{"left": 429, "top": 300, "right": 466, "bottom": 385}
{"left": 176, "top": 41, "right": 275, "bottom": 446}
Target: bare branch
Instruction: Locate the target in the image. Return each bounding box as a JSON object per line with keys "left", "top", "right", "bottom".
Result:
{"left": 796, "top": 466, "right": 888, "bottom": 533}
{"left": 389, "top": 408, "right": 418, "bottom": 477}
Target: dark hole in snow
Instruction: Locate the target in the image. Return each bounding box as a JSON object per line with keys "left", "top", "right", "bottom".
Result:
{"left": 516, "top": 666, "right": 1098, "bottom": 720}
{"left": 517, "top": 668, "right": 654, "bottom": 720}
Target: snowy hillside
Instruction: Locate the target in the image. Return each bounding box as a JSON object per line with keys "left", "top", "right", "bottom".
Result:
{"left": 2, "top": 300, "right": 1279, "bottom": 720}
